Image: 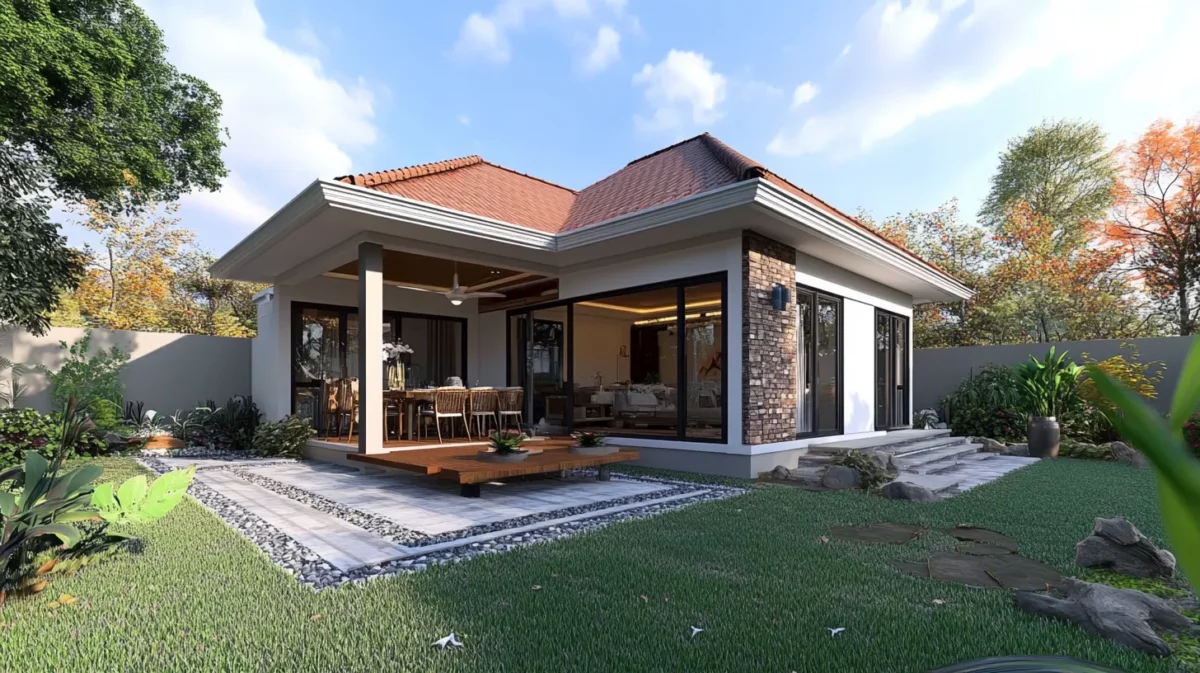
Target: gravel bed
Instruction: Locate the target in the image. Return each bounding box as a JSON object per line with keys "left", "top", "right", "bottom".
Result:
{"left": 136, "top": 457, "right": 745, "bottom": 590}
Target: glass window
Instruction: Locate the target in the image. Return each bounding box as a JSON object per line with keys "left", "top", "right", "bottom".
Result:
{"left": 399, "top": 316, "right": 464, "bottom": 388}
{"left": 684, "top": 283, "right": 723, "bottom": 439}
{"left": 796, "top": 289, "right": 814, "bottom": 435}
{"left": 815, "top": 296, "right": 840, "bottom": 434}
{"left": 796, "top": 287, "right": 841, "bottom": 436}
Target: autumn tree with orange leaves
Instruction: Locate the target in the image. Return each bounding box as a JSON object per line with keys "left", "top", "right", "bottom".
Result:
{"left": 1106, "top": 118, "right": 1200, "bottom": 336}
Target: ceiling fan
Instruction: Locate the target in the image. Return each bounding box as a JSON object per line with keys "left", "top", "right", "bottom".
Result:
{"left": 442, "top": 271, "right": 506, "bottom": 306}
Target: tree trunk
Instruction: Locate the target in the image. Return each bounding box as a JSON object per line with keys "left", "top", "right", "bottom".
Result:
{"left": 1180, "top": 283, "right": 1192, "bottom": 336}
{"left": 107, "top": 245, "right": 118, "bottom": 313}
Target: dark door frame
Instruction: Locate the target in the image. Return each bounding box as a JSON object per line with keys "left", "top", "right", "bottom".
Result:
{"left": 874, "top": 308, "right": 911, "bottom": 431}
{"left": 795, "top": 285, "right": 845, "bottom": 438}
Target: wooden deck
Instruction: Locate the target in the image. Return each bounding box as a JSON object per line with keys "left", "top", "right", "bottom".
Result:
{"left": 348, "top": 442, "right": 640, "bottom": 497}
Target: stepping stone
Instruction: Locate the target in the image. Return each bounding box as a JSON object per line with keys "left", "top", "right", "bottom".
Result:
{"left": 944, "top": 525, "right": 1019, "bottom": 551}
{"left": 829, "top": 522, "right": 926, "bottom": 544}
{"left": 957, "top": 542, "right": 1013, "bottom": 556}
{"left": 895, "top": 551, "right": 1061, "bottom": 590}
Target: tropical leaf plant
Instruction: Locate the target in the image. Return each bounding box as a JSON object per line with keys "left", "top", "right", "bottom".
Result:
{"left": 90, "top": 467, "right": 195, "bottom": 525}
{"left": 1015, "top": 346, "right": 1084, "bottom": 418}
{"left": 1087, "top": 336, "right": 1200, "bottom": 585}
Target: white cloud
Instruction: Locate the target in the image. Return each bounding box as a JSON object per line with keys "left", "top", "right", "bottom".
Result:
{"left": 581, "top": 25, "right": 621, "bottom": 74}
{"left": 633, "top": 50, "right": 727, "bottom": 133}
{"left": 453, "top": 0, "right": 625, "bottom": 64}
{"left": 454, "top": 12, "right": 510, "bottom": 63}
{"left": 790, "top": 81, "right": 818, "bottom": 108}
{"left": 293, "top": 21, "right": 323, "bottom": 53}
{"left": 137, "top": 0, "right": 376, "bottom": 227}
{"left": 768, "top": 0, "right": 1191, "bottom": 159}
{"left": 458, "top": 114, "right": 471, "bottom": 126}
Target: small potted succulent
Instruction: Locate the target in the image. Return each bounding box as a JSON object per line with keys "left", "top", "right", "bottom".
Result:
{"left": 478, "top": 430, "right": 530, "bottom": 462}
{"left": 569, "top": 431, "right": 615, "bottom": 456}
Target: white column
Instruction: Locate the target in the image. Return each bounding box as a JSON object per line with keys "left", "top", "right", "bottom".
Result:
{"left": 357, "top": 242, "right": 384, "bottom": 453}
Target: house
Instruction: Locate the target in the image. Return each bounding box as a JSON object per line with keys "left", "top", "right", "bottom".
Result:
{"left": 211, "top": 133, "right": 972, "bottom": 477}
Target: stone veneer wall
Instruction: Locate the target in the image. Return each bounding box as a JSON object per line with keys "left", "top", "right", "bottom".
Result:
{"left": 742, "top": 231, "right": 798, "bottom": 444}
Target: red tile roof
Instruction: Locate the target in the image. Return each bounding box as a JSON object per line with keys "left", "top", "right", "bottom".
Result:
{"left": 333, "top": 134, "right": 945, "bottom": 275}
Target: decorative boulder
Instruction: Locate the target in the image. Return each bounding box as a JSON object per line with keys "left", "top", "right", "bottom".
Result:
{"left": 880, "top": 480, "right": 938, "bottom": 503}
{"left": 1014, "top": 577, "right": 1199, "bottom": 656}
{"left": 767, "top": 465, "right": 824, "bottom": 486}
{"left": 1003, "top": 443, "right": 1030, "bottom": 457}
{"left": 822, "top": 465, "right": 861, "bottom": 490}
{"left": 1075, "top": 517, "right": 1176, "bottom": 578}
{"left": 862, "top": 449, "right": 899, "bottom": 474}
{"left": 976, "top": 437, "right": 1007, "bottom": 452}
{"left": 1110, "top": 442, "right": 1149, "bottom": 469}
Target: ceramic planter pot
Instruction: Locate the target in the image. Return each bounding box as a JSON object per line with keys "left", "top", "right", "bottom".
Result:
{"left": 477, "top": 450, "right": 529, "bottom": 463}
{"left": 144, "top": 436, "right": 186, "bottom": 450}
{"left": 1027, "top": 416, "right": 1060, "bottom": 458}
{"left": 569, "top": 445, "right": 617, "bottom": 456}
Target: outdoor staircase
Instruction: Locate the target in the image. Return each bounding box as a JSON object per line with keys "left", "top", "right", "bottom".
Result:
{"left": 793, "top": 429, "right": 1003, "bottom": 494}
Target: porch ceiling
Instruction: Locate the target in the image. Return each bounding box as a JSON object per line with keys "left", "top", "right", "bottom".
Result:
{"left": 326, "top": 249, "right": 547, "bottom": 293}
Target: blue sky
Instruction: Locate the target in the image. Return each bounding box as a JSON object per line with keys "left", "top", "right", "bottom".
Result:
{"left": 75, "top": 0, "right": 1200, "bottom": 255}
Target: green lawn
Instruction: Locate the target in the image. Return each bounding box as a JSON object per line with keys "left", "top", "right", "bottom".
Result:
{"left": 0, "top": 457, "right": 1183, "bottom": 672}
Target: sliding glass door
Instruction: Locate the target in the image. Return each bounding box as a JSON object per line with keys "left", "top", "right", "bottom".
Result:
{"left": 875, "top": 310, "right": 910, "bottom": 430}
{"left": 796, "top": 286, "right": 842, "bottom": 437}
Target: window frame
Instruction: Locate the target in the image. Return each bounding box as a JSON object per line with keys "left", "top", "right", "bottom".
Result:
{"left": 795, "top": 284, "right": 844, "bottom": 438}
{"left": 873, "top": 308, "right": 911, "bottom": 431}
{"left": 505, "top": 272, "right": 728, "bottom": 444}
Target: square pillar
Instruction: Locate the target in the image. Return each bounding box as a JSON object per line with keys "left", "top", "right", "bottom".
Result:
{"left": 357, "top": 242, "right": 384, "bottom": 453}
{"left": 742, "top": 231, "right": 798, "bottom": 444}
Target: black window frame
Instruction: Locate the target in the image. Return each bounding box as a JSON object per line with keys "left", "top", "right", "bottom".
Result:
{"left": 873, "top": 308, "right": 911, "bottom": 431}
{"left": 505, "top": 272, "right": 728, "bottom": 444}
{"left": 289, "top": 300, "right": 469, "bottom": 421}
{"left": 795, "top": 284, "right": 844, "bottom": 438}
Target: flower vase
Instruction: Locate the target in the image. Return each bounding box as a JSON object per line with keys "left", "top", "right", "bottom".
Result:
{"left": 388, "top": 362, "right": 405, "bottom": 391}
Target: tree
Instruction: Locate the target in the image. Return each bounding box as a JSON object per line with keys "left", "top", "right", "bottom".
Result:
{"left": 0, "top": 0, "right": 226, "bottom": 326}
{"left": 980, "top": 120, "right": 1117, "bottom": 250}
{"left": 1106, "top": 118, "right": 1200, "bottom": 336}
{"left": 164, "top": 251, "right": 262, "bottom": 337}
{"left": 0, "top": 144, "right": 84, "bottom": 334}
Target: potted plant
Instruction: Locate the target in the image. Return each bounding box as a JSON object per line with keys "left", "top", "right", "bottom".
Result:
{"left": 1015, "top": 346, "right": 1084, "bottom": 458}
{"left": 569, "top": 431, "right": 615, "bottom": 456}
{"left": 124, "top": 402, "right": 183, "bottom": 452}
{"left": 478, "top": 430, "right": 530, "bottom": 463}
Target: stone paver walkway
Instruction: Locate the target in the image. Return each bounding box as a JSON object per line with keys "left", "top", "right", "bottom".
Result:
{"left": 196, "top": 470, "right": 408, "bottom": 571}
{"left": 947, "top": 455, "right": 1040, "bottom": 492}
{"left": 244, "top": 462, "right": 670, "bottom": 535}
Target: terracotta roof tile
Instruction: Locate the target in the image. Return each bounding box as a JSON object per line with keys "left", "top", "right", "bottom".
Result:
{"left": 332, "top": 134, "right": 950, "bottom": 277}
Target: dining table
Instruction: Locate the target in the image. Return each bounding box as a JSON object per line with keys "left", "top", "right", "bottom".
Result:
{"left": 382, "top": 388, "right": 437, "bottom": 441}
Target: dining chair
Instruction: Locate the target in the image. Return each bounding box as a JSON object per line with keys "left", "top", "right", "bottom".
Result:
{"left": 420, "top": 388, "right": 470, "bottom": 443}
{"left": 468, "top": 389, "right": 499, "bottom": 438}
{"left": 497, "top": 387, "right": 524, "bottom": 431}
{"left": 340, "top": 378, "right": 359, "bottom": 441}
{"left": 320, "top": 377, "right": 342, "bottom": 438}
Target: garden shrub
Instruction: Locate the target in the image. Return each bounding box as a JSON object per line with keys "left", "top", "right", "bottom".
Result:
{"left": 34, "top": 331, "right": 129, "bottom": 431}
{"left": 254, "top": 416, "right": 314, "bottom": 457}
{"left": 1185, "top": 412, "right": 1200, "bottom": 459}
{"left": 192, "top": 396, "right": 261, "bottom": 450}
{"left": 828, "top": 450, "right": 892, "bottom": 492}
{"left": 1058, "top": 438, "right": 1114, "bottom": 461}
{"left": 938, "top": 365, "right": 1028, "bottom": 442}
{"left": 0, "top": 408, "right": 56, "bottom": 467}
{"left": 1068, "top": 344, "right": 1165, "bottom": 444}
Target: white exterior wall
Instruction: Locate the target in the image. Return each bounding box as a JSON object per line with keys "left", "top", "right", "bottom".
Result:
{"left": 251, "top": 291, "right": 284, "bottom": 419}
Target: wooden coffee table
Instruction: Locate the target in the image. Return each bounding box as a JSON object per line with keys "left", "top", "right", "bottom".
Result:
{"left": 348, "top": 444, "right": 640, "bottom": 497}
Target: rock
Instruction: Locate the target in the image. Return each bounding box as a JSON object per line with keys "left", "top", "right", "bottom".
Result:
{"left": 1075, "top": 517, "right": 1176, "bottom": 578}
{"left": 1109, "top": 442, "right": 1149, "bottom": 469}
{"left": 104, "top": 432, "right": 128, "bottom": 447}
{"left": 880, "top": 480, "right": 938, "bottom": 503}
{"left": 767, "top": 465, "right": 824, "bottom": 486}
{"left": 976, "top": 437, "right": 1006, "bottom": 452}
{"left": 769, "top": 465, "right": 793, "bottom": 481}
{"left": 1004, "top": 443, "right": 1030, "bottom": 456}
{"left": 933, "top": 422, "right": 947, "bottom": 429}
{"left": 822, "top": 465, "right": 861, "bottom": 490}
{"left": 862, "top": 449, "right": 899, "bottom": 474}
{"left": 1014, "top": 577, "right": 1199, "bottom": 656}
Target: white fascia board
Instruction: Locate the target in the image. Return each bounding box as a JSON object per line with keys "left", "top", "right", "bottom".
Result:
{"left": 753, "top": 180, "right": 974, "bottom": 301}
{"left": 555, "top": 180, "right": 759, "bottom": 250}
{"left": 209, "top": 180, "right": 329, "bottom": 278}
{"left": 321, "top": 180, "right": 557, "bottom": 251}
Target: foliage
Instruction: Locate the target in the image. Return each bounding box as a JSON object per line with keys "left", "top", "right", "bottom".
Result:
{"left": 1087, "top": 335, "right": 1200, "bottom": 590}
{"left": 913, "top": 408, "right": 940, "bottom": 430}
{"left": 91, "top": 467, "right": 195, "bottom": 525}
{"left": 828, "top": 450, "right": 892, "bottom": 492}
{"left": 33, "top": 330, "right": 128, "bottom": 431}
{"left": 1015, "top": 346, "right": 1084, "bottom": 418}
{"left": 0, "top": 400, "right": 101, "bottom": 605}
{"left": 1107, "top": 118, "right": 1200, "bottom": 336}
{"left": 0, "top": 0, "right": 226, "bottom": 209}
{"left": 191, "top": 396, "right": 261, "bottom": 451}
{"left": 164, "top": 408, "right": 204, "bottom": 444}
{"left": 1058, "top": 439, "right": 1115, "bottom": 462}
{"left": 939, "top": 365, "right": 1028, "bottom": 442}
{"left": 1065, "top": 344, "right": 1166, "bottom": 443}
{"left": 0, "top": 144, "right": 85, "bottom": 335}
{"left": 1184, "top": 412, "right": 1200, "bottom": 459}
{"left": 488, "top": 430, "right": 528, "bottom": 454}
{"left": 122, "top": 401, "right": 167, "bottom": 438}
{"left": 0, "top": 408, "right": 56, "bottom": 468}
{"left": 573, "top": 431, "right": 605, "bottom": 448}
{"left": 980, "top": 119, "right": 1118, "bottom": 249}
{"left": 253, "top": 417, "right": 315, "bottom": 458}
{"left": 0, "top": 353, "right": 29, "bottom": 408}
{"left": 0, "top": 457, "right": 1179, "bottom": 672}
{"left": 1082, "top": 568, "right": 1190, "bottom": 599}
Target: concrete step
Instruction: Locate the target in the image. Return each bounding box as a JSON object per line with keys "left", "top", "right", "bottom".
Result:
{"left": 888, "top": 436, "right": 974, "bottom": 459}
{"left": 808, "top": 429, "right": 956, "bottom": 455}
{"left": 922, "top": 452, "right": 998, "bottom": 476}
{"left": 888, "top": 473, "right": 962, "bottom": 494}
{"left": 893, "top": 443, "right": 983, "bottom": 473}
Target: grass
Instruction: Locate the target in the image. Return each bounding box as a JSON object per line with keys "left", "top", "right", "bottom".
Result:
{"left": 0, "top": 457, "right": 1185, "bottom": 672}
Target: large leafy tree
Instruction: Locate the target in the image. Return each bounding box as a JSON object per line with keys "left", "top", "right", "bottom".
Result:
{"left": 1106, "top": 118, "right": 1200, "bottom": 336}
{"left": 980, "top": 119, "right": 1117, "bottom": 250}
{"left": 0, "top": 0, "right": 226, "bottom": 332}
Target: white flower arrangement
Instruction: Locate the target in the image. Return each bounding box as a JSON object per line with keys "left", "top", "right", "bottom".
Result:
{"left": 381, "top": 341, "right": 414, "bottom": 362}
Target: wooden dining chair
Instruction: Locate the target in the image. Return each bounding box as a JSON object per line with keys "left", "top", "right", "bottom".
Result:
{"left": 320, "top": 378, "right": 342, "bottom": 438}
{"left": 468, "top": 389, "right": 499, "bottom": 438}
{"left": 497, "top": 387, "right": 524, "bottom": 431}
{"left": 420, "top": 388, "right": 470, "bottom": 443}
{"left": 340, "top": 378, "right": 359, "bottom": 441}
